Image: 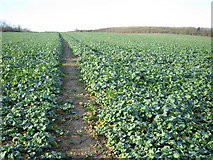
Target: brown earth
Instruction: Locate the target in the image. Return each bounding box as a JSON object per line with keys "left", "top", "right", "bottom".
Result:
{"left": 51, "top": 35, "right": 114, "bottom": 159}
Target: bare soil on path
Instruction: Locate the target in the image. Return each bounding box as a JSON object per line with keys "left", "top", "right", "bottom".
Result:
{"left": 51, "top": 35, "right": 114, "bottom": 159}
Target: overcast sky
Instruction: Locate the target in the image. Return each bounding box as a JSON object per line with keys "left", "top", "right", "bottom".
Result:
{"left": 0, "top": 0, "right": 211, "bottom": 32}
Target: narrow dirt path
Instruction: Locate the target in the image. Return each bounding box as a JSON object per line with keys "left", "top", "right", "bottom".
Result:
{"left": 52, "top": 35, "right": 113, "bottom": 158}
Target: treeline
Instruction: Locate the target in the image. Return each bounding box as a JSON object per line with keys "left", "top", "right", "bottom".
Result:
{"left": 0, "top": 21, "right": 30, "bottom": 32}
{"left": 75, "top": 26, "right": 211, "bottom": 37}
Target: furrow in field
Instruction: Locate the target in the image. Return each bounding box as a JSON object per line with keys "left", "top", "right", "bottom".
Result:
{"left": 50, "top": 34, "right": 113, "bottom": 158}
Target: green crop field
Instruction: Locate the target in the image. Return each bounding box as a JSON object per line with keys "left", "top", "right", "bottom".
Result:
{"left": 1, "top": 32, "right": 212, "bottom": 159}
{"left": 1, "top": 32, "right": 65, "bottom": 159}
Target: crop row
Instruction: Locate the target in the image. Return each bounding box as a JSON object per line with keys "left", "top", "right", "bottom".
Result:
{"left": 62, "top": 32, "right": 212, "bottom": 159}
{"left": 1, "top": 33, "right": 64, "bottom": 159}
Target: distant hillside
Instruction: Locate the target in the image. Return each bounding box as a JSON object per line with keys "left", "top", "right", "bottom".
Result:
{"left": 75, "top": 26, "right": 211, "bottom": 37}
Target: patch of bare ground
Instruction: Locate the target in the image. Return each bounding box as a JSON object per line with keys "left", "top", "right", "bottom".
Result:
{"left": 50, "top": 34, "right": 115, "bottom": 159}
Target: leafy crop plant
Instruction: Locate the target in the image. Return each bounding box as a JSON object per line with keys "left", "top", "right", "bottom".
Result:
{"left": 62, "top": 32, "right": 212, "bottom": 159}
{"left": 1, "top": 32, "right": 64, "bottom": 159}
